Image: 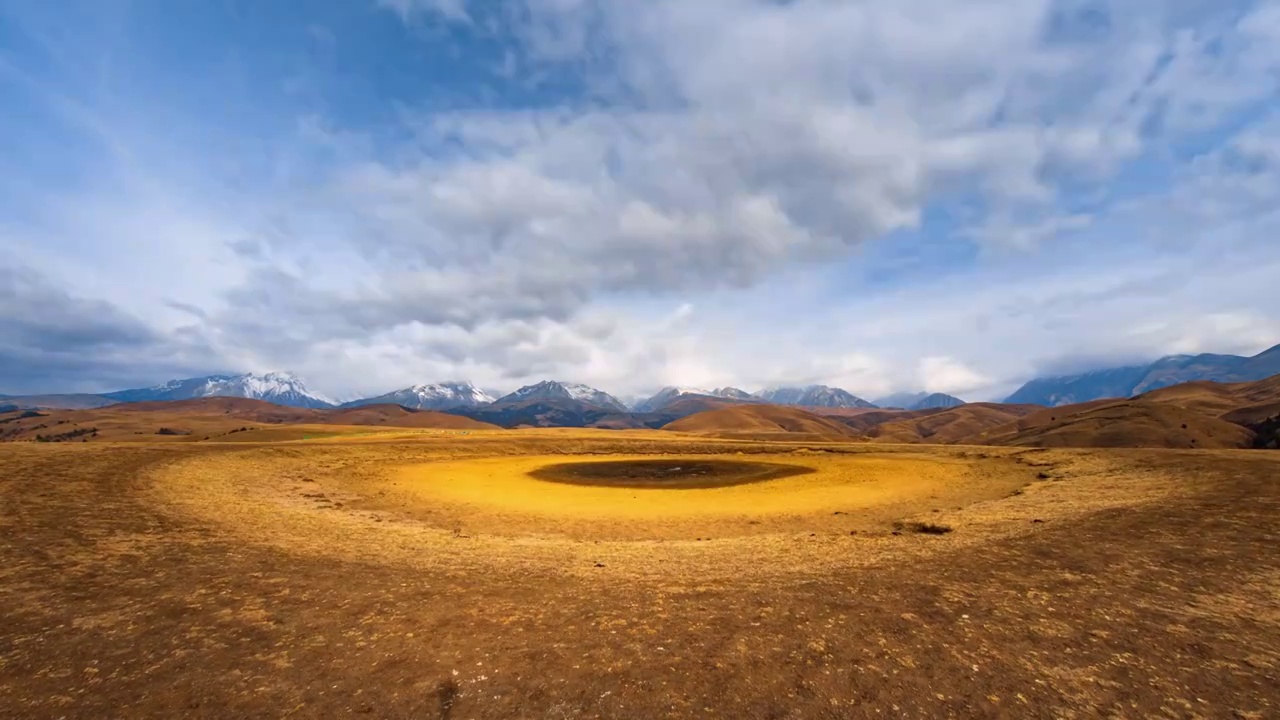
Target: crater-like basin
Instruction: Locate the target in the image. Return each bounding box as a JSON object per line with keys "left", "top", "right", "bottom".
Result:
{"left": 528, "top": 459, "right": 814, "bottom": 489}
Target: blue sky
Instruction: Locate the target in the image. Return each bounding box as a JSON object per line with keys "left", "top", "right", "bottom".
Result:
{"left": 2, "top": 0, "right": 1279, "bottom": 401}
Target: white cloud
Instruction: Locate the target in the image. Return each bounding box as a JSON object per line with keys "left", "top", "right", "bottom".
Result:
{"left": 3, "top": 0, "right": 1280, "bottom": 399}
{"left": 378, "top": 0, "right": 471, "bottom": 23}
{"left": 919, "top": 357, "right": 992, "bottom": 395}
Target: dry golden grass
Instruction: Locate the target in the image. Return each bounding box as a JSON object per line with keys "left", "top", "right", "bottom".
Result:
{"left": 866, "top": 402, "right": 1039, "bottom": 443}
{"left": 4, "top": 429, "right": 1280, "bottom": 718}
{"left": 143, "top": 433, "right": 1207, "bottom": 583}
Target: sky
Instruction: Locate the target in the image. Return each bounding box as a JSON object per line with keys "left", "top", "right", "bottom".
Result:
{"left": 2, "top": 0, "right": 1279, "bottom": 402}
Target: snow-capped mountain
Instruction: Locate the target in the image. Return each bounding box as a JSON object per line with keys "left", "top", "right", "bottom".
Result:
{"left": 755, "top": 385, "right": 876, "bottom": 409}
{"left": 341, "top": 382, "right": 495, "bottom": 411}
{"left": 711, "top": 387, "right": 755, "bottom": 401}
{"left": 1004, "top": 344, "right": 1280, "bottom": 406}
{"left": 913, "top": 393, "right": 965, "bottom": 410}
{"left": 617, "top": 395, "right": 649, "bottom": 411}
{"left": 633, "top": 386, "right": 710, "bottom": 413}
{"left": 103, "top": 372, "right": 335, "bottom": 409}
{"left": 873, "top": 392, "right": 929, "bottom": 409}
{"left": 632, "top": 386, "right": 761, "bottom": 413}
{"left": 495, "top": 381, "right": 628, "bottom": 412}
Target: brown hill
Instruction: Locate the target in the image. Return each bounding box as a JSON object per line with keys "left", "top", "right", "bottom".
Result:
{"left": 664, "top": 404, "right": 858, "bottom": 440}
{"left": 658, "top": 395, "right": 738, "bottom": 419}
{"left": 967, "top": 399, "right": 1119, "bottom": 445}
{"left": 975, "top": 374, "right": 1280, "bottom": 449}
{"left": 321, "top": 404, "right": 498, "bottom": 430}
{"left": 0, "top": 397, "right": 499, "bottom": 442}
{"left": 807, "top": 406, "right": 914, "bottom": 425}
{"left": 978, "top": 400, "right": 1254, "bottom": 449}
{"left": 111, "top": 397, "right": 324, "bottom": 423}
{"left": 865, "top": 403, "right": 1040, "bottom": 444}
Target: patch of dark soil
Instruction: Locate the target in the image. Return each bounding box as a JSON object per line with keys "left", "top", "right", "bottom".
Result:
{"left": 529, "top": 459, "right": 813, "bottom": 489}
{"left": 1248, "top": 414, "right": 1280, "bottom": 449}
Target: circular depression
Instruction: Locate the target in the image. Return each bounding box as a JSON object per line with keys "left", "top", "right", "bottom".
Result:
{"left": 151, "top": 449, "right": 1038, "bottom": 549}
{"left": 528, "top": 459, "right": 813, "bottom": 489}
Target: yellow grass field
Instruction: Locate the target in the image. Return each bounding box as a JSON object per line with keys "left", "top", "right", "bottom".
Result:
{"left": 3, "top": 429, "right": 1280, "bottom": 718}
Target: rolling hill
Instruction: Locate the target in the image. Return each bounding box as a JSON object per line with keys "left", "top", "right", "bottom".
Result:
{"left": 664, "top": 404, "right": 858, "bottom": 440}
{"left": 977, "top": 401, "right": 1254, "bottom": 449}
{"left": 319, "top": 404, "right": 498, "bottom": 430}
{"left": 862, "top": 403, "right": 1040, "bottom": 444}
{"left": 452, "top": 398, "right": 668, "bottom": 429}
{"left": 824, "top": 373, "right": 1280, "bottom": 449}
{"left": 976, "top": 374, "right": 1280, "bottom": 449}
{"left": 6, "top": 372, "right": 1279, "bottom": 449}
{"left": 0, "top": 397, "right": 498, "bottom": 442}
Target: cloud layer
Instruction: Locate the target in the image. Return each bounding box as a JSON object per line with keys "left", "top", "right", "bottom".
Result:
{"left": 2, "top": 0, "right": 1279, "bottom": 398}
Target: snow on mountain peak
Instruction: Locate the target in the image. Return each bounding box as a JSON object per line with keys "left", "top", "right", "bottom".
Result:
{"left": 199, "top": 372, "right": 334, "bottom": 406}
{"left": 338, "top": 381, "right": 495, "bottom": 410}
{"left": 498, "top": 381, "right": 627, "bottom": 411}
{"left": 105, "top": 371, "right": 334, "bottom": 409}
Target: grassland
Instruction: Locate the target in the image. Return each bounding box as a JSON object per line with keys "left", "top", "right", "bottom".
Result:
{"left": 3, "top": 430, "right": 1279, "bottom": 718}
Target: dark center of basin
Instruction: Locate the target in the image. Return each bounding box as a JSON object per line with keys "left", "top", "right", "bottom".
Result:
{"left": 529, "top": 459, "right": 813, "bottom": 489}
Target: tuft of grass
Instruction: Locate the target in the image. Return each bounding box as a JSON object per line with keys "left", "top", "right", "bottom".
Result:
{"left": 436, "top": 678, "right": 459, "bottom": 719}
{"left": 893, "top": 520, "right": 953, "bottom": 535}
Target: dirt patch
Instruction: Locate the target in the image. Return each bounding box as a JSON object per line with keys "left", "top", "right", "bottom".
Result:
{"left": 529, "top": 458, "right": 813, "bottom": 489}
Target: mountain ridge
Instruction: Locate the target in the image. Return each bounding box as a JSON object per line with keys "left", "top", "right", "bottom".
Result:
{"left": 1006, "top": 344, "right": 1280, "bottom": 406}
{"left": 103, "top": 372, "right": 335, "bottom": 409}
{"left": 494, "top": 381, "right": 628, "bottom": 412}
{"left": 755, "top": 385, "right": 876, "bottom": 409}
{"left": 340, "top": 382, "right": 494, "bottom": 411}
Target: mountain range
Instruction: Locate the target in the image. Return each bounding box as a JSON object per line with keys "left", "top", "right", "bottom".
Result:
{"left": 100, "top": 372, "right": 335, "bottom": 409}
{"left": 1005, "top": 344, "right": 1280, "bottom": 407}
{"left": 494, "top": 380, "right": 629, "bottom": 412}
{"left": 5, "top": 342, "right": 1278, "bottom": 421}
{"left": 871, "top": 392, "right": 966, "bottom": 410}
{"left": 756, "top": 385, "right": 877, "bottom": 409}
{"left": 631, "top": 387, "right": 756, "bottom": 413}
{"left": 339, "top": 383, "right": 495, "bottom": 411}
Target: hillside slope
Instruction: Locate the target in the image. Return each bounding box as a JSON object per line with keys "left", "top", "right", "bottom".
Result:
{"left": 321, "top": 405, "right": 499, "bottom": 430}
{"left": 1006, "top": 344, "right": 1280, "bottom": 406}
{"left": 978, "top": 374, "right": 1280, "bottom": 449}
{"left": 978, "top": 401, "right": 1254, "bottom": 449}
{"left": 0, "top": 397, "right": 499, "bottom": 442}
{"left": 664, "top": 404, "right": 858, "bottom": 439}
{"left": 866, "top": 403, "right": 1039, "bottom": 444}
